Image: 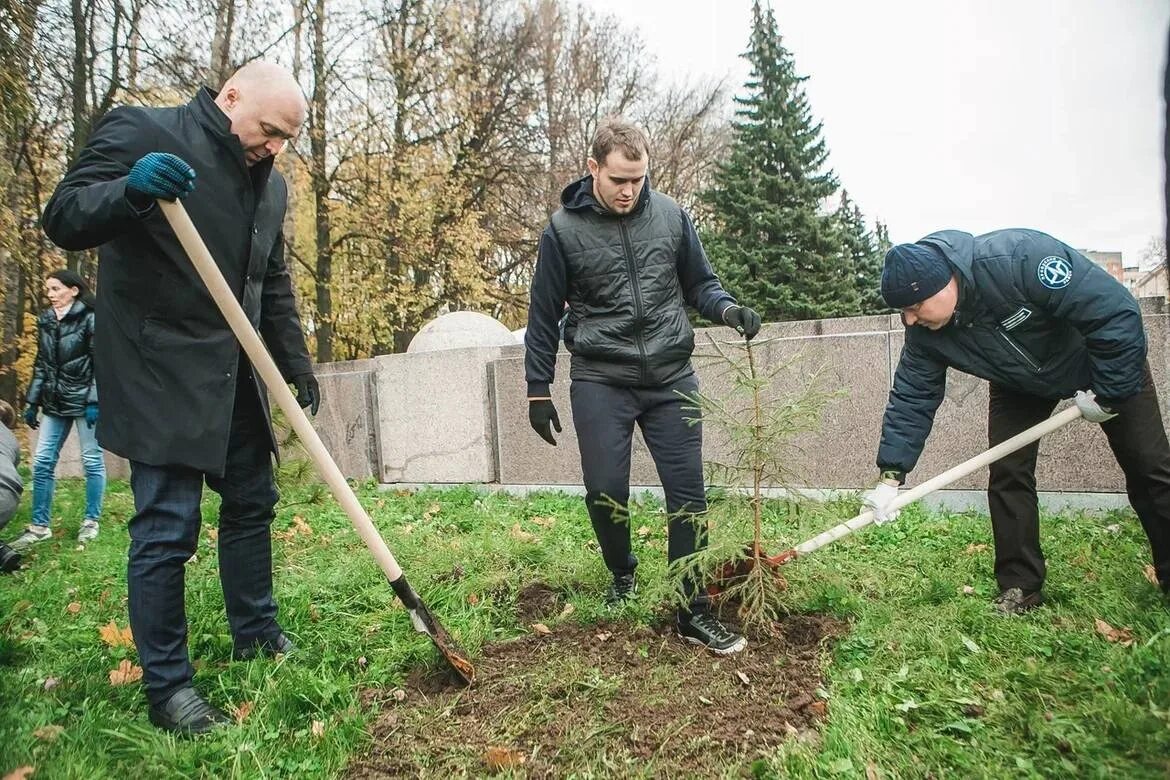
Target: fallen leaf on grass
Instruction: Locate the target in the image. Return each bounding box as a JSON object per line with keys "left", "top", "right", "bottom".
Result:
{"left": 1094, "top": 618, "right": 1135, "bottom": 647}
{"left": 960, "top": 585, "right": 975, "bottom": 596}
{"left": 32, "top": 725, "right": 64, "bottom": 742}
{"left": 108, "top": 660, "right": 143, "bottom": 686}
{"left": 232, "top": 701, "right": 253, "bottom": 724}
{"left": 3, "top": 767, "right": 35, "bottom": 780}
{"left": 965, "top": 544, "right": 988, "bottom": 554}
{"left": 467, "top": 593, "right": 480, "bottom": 605}
{"left": 531, "top": 623, "right": 551, "bottom": 636}
{"left": 309, "top": 604, "right": 321, "bottom": 622}
{"left": 807, "top": 700, "right": 827, "bottom": 718}
{"left": 734, "top": 670, "right": 750, "bottom": 686}
{"left": 65, "top": 602, "right": 81, "bottom": 615}
{"left": 530, "top": 516, "right": 555, "bottom": 527}
{"left": 357, "top": 656, "right": 368, "bottom": 669}
{"left": 99, "top": 620, "right": 134, "bottom": 648}
{"left": 43, "top": 678, "right": 58, "bottom": 691}
{"left": 558, "top": 603, "right": 575, "bottom": 619}
{"left": 509, "top": 524, "right": 536, "bottom": 543}
{"left": 1144, "top": 565, "right": 1160, "bottom": 586}
{"left": 392, "top": 688, "right": 406, "bottom": 702}
{"left": 482, "top": 747, "right": 525, "bottom": 771}
{"left": 595, "top": 632, "right": 612, "bottom": 642}
{"left": 422, "top": 503, "right": 442, "bottom": 521}
{"left": 205, "top": 527, "right": 218, "bottom": 542}
{"left": 866, "top": 762, "right": 880, "bottom": 780}
{"left": 1105, "top": 523, "right": 1121, "bottom": 534}
{"left": 636, "top": 525, "right": 651, "bottom": 538}
{"left": 311, "top": 720, "right": 325, "bottom": 739}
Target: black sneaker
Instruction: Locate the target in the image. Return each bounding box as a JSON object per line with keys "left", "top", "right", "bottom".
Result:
{"left": 232, "top": 632, "right": 296, "bottom": 661}
{"left": 992, "top": 587, "right": 1044, "bottom": 615}
{"left": 605, "top": 573, "right": 637, "bottom": 605}
{"left": 677, "top": 611, "right": 747, "bottom": 655}
{"left": 148, "top": 687, "right": 230, "bottom": 735}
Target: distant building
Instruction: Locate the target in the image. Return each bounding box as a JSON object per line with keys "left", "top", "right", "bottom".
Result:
{"left": 1082, "top": 250, "right": 1126, "bottom": 285}
{"left": 1132, "top": 263, "right": 1169, "bottom": 300}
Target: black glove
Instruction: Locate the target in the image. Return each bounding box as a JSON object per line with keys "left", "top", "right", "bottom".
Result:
{"left": 723, "top": 305, "right": 762, "bottom": 339}
{"left": 23, "top": 404, "right": 38, "bottom": 430}
{"left": 528, "top": 399, "right": 561, "bottom": 446}
{"left": 293, "top": 373, "right": 321, "bottom": 416}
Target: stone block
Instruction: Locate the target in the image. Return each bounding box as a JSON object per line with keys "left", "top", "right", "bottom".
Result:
{"left": 286, "top": 369, "right": 378, "bottom": 479}
{"left": 377, "top": 344, "right": 523, "bottom": 483}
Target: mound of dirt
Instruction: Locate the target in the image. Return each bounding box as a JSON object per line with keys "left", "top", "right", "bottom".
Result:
{"left": 347, "top": 613, "right": 846, "bottom": 778}
{"left": 513, "top": 582, "right": 563, "bottom": 623}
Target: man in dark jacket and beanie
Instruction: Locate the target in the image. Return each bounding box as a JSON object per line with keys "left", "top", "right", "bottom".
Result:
{"left": 861, "top": 229, "right": 1170, "bottom": 614}
{"left": 42, "top": 61, "right": 320, "bottom": 734}
{"left": 525, "top": 116, "right": 762, "bottom": 654}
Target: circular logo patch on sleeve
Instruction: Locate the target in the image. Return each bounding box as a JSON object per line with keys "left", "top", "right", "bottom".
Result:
{"left": 1037, "top": 256, "right": 1073, "bottom": 289}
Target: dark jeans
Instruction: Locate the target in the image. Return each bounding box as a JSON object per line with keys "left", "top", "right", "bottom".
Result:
{"left": 988, "top": 365, "right": 1170, "bottom": 593}
{"left": 127, "top": 377, "right": 280, "bottom": 706}
{"left": 570, "top": 376, "right": 709, "bottom": 614}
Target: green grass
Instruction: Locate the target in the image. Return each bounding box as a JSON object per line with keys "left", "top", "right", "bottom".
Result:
{"left": 1, "top": 477, "right": 1168, "bottom": 778}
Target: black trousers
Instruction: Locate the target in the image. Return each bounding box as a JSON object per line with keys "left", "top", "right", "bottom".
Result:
{"left": 570, "top": 376, "right": 709, "bottom": 614}
{"left": 127, "top": 373, "right": 280, "bottom": 706}
{"left": 988, "top": 365, "right": 1170, "bottom": 593}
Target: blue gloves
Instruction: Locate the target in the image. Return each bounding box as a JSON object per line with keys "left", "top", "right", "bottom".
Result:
{"left": 126, "top": 152, "right": 196, "bottom": 204}
{"left": 23, "top": 404, "right": 38, "bottom": 429}
{"left": 84, "top": 403, "right": 99, "bottom": 428}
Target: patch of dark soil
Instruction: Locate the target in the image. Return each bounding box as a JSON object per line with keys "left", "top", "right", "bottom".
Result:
{"left": 513, "top": 581, "right": 563, "bottom": 622}
{"left": 346, "top": 613, "right": 846, "bottom": 778}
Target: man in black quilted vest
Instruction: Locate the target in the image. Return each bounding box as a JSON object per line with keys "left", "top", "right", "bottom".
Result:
{"left": 524, "top": 117, "right": 762, "bottom": 655}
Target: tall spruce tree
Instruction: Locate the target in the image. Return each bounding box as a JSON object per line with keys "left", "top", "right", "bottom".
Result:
{"left": 700, "top": 1, "right": 859, "bottom": 320}
{"left": 836, "top": 189, "right": 888, "bottom": 314}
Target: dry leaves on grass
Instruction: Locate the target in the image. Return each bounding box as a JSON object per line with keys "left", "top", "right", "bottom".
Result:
{"left": 1144, "top": 565, "right": 1160, "bottom": 586}
{"left": 275, "top": 516, "right": 313, "bottom": 541}
{"left": 3, "top": 767, "right": 35, "bottom": 780}
{"left": 1094, "top": 618, "right": 1135, "bottom": 647}
{"left": 530, "top": 516, "right": 555, "bottom": 528}
{"left": 98, "top": 620, "right": 134, "bottom": 648}
{"left": 509, "top": 524, "right": 536, "bottom": 543}
{"left": 531, "top": 623, "right": 551, "bottom": 636}
{"left": 232, "top": 701, "right": 254, "bottom": 724}
{"left": 311, "top": 720, "right": 325, "bottom": 739}
{"left": 108, "top": 660, "right": 143, "bottom": 686}
{"left": 482, "top": 747, "right": 525, "bottom": 772}
{"left": 965, "top": 544, "right": 988, "bottom": 554}
{"left": 422, "top": 503, "right": 442, "bottom": 521}
{"left": 32, "top": 725, "right": 64, "bottom": 742}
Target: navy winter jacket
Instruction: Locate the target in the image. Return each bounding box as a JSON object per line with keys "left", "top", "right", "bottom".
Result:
{"left": 877, "top": 229, "right": 1146, "bottom": 476}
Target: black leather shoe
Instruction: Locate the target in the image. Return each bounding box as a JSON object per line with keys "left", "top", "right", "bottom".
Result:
{"left": 148, "top": 688, "right": 230, "bottom": 735}
{"left": 232, "top": 632, "right": 296, "bottom": 661}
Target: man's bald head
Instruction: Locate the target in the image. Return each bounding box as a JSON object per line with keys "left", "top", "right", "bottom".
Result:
{"left": 214, "top": 60, "right": 306, "bottom": 166}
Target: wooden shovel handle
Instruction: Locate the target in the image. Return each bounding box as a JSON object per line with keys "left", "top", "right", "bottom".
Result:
{"left": 158, "top": 200, "right": 405, "bottom": 583}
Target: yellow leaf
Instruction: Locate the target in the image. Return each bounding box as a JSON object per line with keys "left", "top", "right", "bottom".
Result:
{"left": 205, "top": 527, "right": 219, "bottom": 542}
{"left": 965, "top": 544, "right": 988, "bottom": 554}
{"left": 292, "top": 516, "right": 313, "bottom": 536}
{"left": 531, "top": 623, "right": 551, "bottom": 636}
{"left": 636, "top": 525, "right": 651, "bottom": 538}
{"left": 530, "top": 516, "right": 554, "bottom": 527}
{"left": 108, "top": 660, "right": 143, "bottom": 686}
{"left": 1143, "top": 564, "right": 1160, "bottom": 586}
{"left": 232, "top": 701, "right": 254, "bottom": 724}
{"left": 98, "top": 620, "right": 134, "bottom": 648}
{"left": 311, "top": 720, "right": 325, "bottom": 738}
{"left": 467, "top": 593, "right": 480, "bottom": 605}
{"left": 422, "top": 503, "right": 441, "bottom": 520}
{"left": 1094, "top": 618, "right": 1135, "bottom": 647}
{"left": 509, "top": 524, "right": 536, "bottom": 543}
{"left": 2, "top": 767, "right": 35, "bottom": 780}
{"left": 482, "top": 746, "right": 525, "bottom": 771}
{"left": 66, "top": 602, "right": 81, "bottom": 615}
{"left": 32, "top": 725, "right": 64, "bottom": 742}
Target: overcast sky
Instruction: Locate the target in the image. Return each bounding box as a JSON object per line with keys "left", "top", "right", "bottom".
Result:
{"left": 579, "top": 0, "right": 1170, "bottom": 268}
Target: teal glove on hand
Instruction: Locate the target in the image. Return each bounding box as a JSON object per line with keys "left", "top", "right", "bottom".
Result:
{"left": 126, "top": 152, "right": 196, "bottom": 204}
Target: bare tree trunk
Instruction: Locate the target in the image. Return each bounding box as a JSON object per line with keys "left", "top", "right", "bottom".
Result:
{"left": 292, "top": 0, "right": 304, "bottom": 82}
{"left": 208, "top": 0, "right": 237, "bottom": 89}
{"left": 309, "top": 0, "right": 332, "bottom": 363}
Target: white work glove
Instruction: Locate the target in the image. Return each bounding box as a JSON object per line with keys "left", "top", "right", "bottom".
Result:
{"left": 1074, "top": 389, "right": 1117, "bottom": 424}
{"left": 861, "top": 481, "right": 901, "bottom": 525}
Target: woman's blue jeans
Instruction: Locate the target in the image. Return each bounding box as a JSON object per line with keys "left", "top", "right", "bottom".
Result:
{"left": 31, "top": 413, "right": 106, "bottom": 527}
